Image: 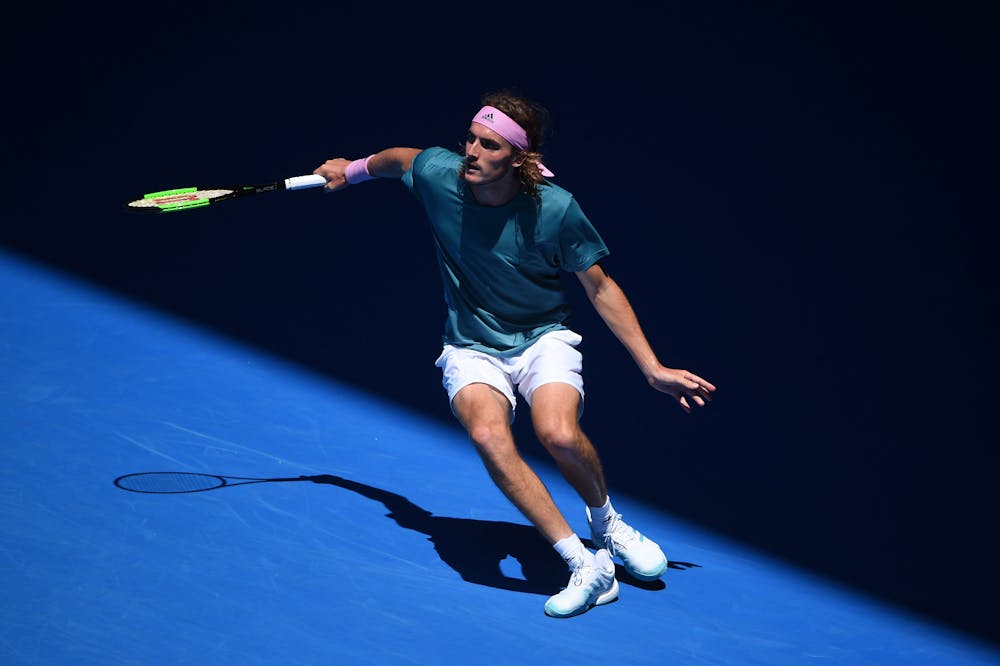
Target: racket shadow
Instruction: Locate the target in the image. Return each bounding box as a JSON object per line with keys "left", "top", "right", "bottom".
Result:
{"left": 307, "top": 475, "right": 686, "bottom": 594}
{"left": 113, "top": 470, "right": 690, "bottom": 594}
{"left": 113, "top": 470, "right": 564, "bottom": 595}
{"left": 306, "top": 474, "right": 567, "bottom": 596}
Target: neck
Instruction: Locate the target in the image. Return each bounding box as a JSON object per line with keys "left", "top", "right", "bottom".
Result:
{"left": 469, "top": 174, "right": 521, "bottom": 207}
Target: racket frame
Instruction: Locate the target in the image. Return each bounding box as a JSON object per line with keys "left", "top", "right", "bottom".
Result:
{"left": 126, "top": 174, "right": 325, "bottom": 214}
{"left": 113, "top": 471, "right": 311, "bottom": 493}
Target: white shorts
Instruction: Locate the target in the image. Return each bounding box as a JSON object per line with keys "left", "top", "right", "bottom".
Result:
{"left": 434, "top": 329, "right": 585, "bottom": 419}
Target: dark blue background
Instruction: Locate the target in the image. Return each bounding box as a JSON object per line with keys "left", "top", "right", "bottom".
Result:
{"left": 4, "top": 1, "right": 996, "bottom": 645}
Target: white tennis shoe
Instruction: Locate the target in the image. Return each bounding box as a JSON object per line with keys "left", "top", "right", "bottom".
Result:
{"left": 588, "top": 508, "right": 669, "bottom": 581}
{"left": 544, "top": 549, "right": 619, "bottom": 618}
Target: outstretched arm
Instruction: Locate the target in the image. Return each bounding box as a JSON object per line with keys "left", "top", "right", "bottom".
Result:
{"left": 576, "top": 263, "right": 716, "bottom": 413}
{"left": 313, "top": 148, "right": 423, "bottom": 192}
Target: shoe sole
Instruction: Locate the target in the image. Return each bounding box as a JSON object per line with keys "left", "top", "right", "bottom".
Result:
{"left": 544, "top": 578, "right": 620, "bottom": 619}
{"left": 625, "top": 557, "right": 669, "bottom": 581}
{"left": 617, "top": 557, "right": 670, "bottom": 582}
{"left": 625, "top": 564, "right": 668, "bottom": 583}
{"left": 591, "top": 525, "right": 669, "bottom": 582}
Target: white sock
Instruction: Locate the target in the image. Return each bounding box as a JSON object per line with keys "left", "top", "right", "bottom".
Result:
{"left": 588, "top": 495, "right": 618, "bottom": 535}
{"left": 553, "top": 534, "right": 595, "bottom": 570}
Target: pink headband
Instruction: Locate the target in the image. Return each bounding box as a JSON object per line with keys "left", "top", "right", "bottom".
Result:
{"left": 471, "top": 105, "right": 554, "bottom": 177}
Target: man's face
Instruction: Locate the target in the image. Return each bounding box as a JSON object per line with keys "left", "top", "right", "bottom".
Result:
{"left": 462, "top": 124, "right": 522, "bottom": 185}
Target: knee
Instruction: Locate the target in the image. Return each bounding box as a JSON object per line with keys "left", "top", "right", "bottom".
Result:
{"left": 468, "top": 422, "right": 501, "bottom": 448}
{"left": 535, "top": 424, "right": 582, "bottom": 459}
{"left": 467, "top": 421, "right": 516, "bottom": 460}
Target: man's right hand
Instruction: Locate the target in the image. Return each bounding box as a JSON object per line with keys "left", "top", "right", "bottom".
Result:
{"left": 313, "top": 158, "right": 353, "bottom": 192}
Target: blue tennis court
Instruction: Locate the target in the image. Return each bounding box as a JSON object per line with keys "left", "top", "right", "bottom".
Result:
{"left": 3, "top": 249, "right": 998, "bottom": 664}
{"left": 4, "top": 1, "right": 996, "bottom": 662}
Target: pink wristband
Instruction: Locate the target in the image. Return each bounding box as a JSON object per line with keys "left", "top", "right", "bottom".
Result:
{"left": 345, "top": 155, "right": 376, "bottom": 184}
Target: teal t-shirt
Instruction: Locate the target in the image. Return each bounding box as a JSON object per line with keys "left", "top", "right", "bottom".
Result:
{"left": 402, "top": 147, "right": 610, "bottom": 356}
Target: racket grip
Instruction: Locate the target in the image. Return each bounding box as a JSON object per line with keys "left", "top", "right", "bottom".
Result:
{"left": 284, "top": 174, "right": 327, "bottom": 190}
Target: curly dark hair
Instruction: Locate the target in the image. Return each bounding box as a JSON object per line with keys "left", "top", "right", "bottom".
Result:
{"left": 462, "top": 89, "right": 553, "bottom": 201}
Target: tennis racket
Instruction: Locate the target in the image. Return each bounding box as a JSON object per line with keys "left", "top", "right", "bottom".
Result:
{"left": 124, "top": 174, "right": 327, "bottom": 213}
{"left": 114, "top": 471, "right": 316, "bottom": 493}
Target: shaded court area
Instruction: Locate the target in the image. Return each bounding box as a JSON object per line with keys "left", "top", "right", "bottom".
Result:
{"left": 3, "top": 250, "right": 998, "bottom": 665}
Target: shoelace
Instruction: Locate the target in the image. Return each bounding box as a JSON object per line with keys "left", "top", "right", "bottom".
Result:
{"left": 567, "top": 561, "right": 607, "bottom": 590}
{"left": 601, "top": 514, "right": 639, "bottom": 554}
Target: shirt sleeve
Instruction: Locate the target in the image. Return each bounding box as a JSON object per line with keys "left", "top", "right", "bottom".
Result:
{"left": 402, "top": 147, "right": 457, "bottom": 199}
{"left": 558, "top": 197, "right": 610, "bottom": 272}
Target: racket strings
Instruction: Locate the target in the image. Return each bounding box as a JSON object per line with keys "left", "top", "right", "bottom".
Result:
{"left": 128, "top": 189, "right": 233, "bottom": 208}
{"left": 115, "top": 472, "right": 227, "bottom": 493}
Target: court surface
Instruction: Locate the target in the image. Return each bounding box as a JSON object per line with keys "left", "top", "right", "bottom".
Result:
{"left": 2, "top": 248, "right": 998, "bottom": 666}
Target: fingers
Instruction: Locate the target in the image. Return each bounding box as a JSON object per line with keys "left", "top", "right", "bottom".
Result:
{"left": 681, "top": 381, "right": 712, "bottom": 403}
{"left": 676, "top": 389, "right": 707, "bottom": 412}
{"left": 683, "top": 372, "right": 716, "bottom": 393}
{"left": 312, "top": 159, "right": 334, "bottom": 177}
{"left": 673, "top": 370, "right": 716, "bottom": 412}
{"left": 313, "top": 158, "right": 349, "bottom": 192}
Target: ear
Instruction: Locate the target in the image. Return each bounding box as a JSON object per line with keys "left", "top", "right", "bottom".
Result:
{"left": 512, "top": 151, "right": 527, "bottom": 168}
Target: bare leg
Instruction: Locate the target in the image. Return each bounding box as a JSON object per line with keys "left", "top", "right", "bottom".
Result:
{"left": 529, "top": 383, "right": 607, "bottom": 508}
{"left": 451, "top": 383, "right": 574, "bottom": 545}
{"left": 531, "top": 382, "right": 669, "bottom": 583}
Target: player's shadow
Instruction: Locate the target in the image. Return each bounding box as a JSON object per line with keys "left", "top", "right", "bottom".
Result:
{"left": 307, "top": 474, "right": 680, "bottom": 594}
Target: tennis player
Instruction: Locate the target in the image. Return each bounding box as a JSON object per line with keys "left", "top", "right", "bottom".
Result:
{"left": 313, "top": 90, "right": 716, "bottom": 618}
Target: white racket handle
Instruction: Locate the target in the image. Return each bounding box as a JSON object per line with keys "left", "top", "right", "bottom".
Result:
{"left": 284, "top": 174, "right": 327, "bottom": 190}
